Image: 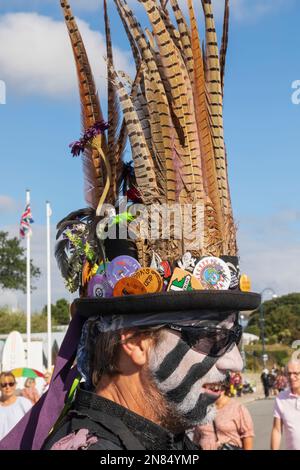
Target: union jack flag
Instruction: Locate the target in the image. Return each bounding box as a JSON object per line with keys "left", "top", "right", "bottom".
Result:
{"left": 20, "top": 204, "right": 34, "bottom": 238}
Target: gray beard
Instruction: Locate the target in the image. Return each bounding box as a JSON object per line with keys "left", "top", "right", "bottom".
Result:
{"left": 141, "top": 364, "right": 217, "bottom": 434}
{"left": 140, "top": 364, "right": 189, "bottom": 434}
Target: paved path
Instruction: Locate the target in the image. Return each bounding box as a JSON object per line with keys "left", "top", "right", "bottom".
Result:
{"left": 246, "top": 398, "right": 285, "bottom": 450}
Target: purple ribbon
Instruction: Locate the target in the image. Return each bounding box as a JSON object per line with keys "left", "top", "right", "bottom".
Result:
{"left": 0, "top": 314, "right": 85, "bottom": 450}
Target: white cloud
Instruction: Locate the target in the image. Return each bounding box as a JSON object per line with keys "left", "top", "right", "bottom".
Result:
{"left": 0, "top": 12, "right": 133, "bottom": 98}
{"left": 238, "top": 211, "right": 300, "bottom": 297}
{"left": 0, "top": 289, "right": 19, "bottom": 311}
{"left": 240, "top": 241, "right": 300, "bottom": 297}
{"left": 0, "top": 195, "right": 16, "bottom": 213}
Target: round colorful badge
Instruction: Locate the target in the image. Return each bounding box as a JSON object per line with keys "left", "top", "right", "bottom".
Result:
{"left": 133, "top": 268, "right": 163, "bottom": 293}
{"left": 193, "top": 256, "right": 231, "bottom": 290}
{"left": 87, "top": 274, "right": 113, "bottom": 298}
{"left": 113, "top": 277, "right": 147, "bottom": 297}
{"left": 106, "top": 256, "right": 141, "bottom": 288}
{"left": 220, "top": 256, "right": 240, "bottom": 290}
{"left": 227, "top": 264, "right": 240, "bottom": 289}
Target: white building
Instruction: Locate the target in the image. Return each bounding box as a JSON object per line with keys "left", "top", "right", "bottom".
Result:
{"left": 0, "top": 327, "right": 68, "bottom": 372}
{"left": 243, "top": 332, "right": 259, "bottom": 346}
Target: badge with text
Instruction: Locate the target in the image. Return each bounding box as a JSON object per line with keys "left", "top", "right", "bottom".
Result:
{"left": 167, "top": 268, "right": 203, "bottom": 292}
{"left": 193, "top": 257, "right": 231, "bottom": 290}
{"left": 113, "top": 277, "right": 147, "bottom": 297}
{"left": 133, "top": 268, "right": 163, "bottom": 293}
{"left": 106, "top": 256, "right": 141, "bottom": 288}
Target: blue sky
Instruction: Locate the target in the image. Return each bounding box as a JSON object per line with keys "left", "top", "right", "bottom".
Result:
{"left": 0, "top": 0, "right": 299, "bottom": 310}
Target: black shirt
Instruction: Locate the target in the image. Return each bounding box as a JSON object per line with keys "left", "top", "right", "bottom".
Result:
{"left": 43, "top": 387, "right": 199, "bottom": 451}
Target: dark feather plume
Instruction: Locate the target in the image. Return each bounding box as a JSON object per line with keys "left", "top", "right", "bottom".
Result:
{"left": 56, "top": 208, "right": 96, "bottom": 235}
{"left": 55, "top": 238, "right": 72, "bottom": 280}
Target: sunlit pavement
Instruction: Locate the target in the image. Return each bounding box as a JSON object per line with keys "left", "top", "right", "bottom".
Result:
{"left": 246, "top": 398, "right": 285, "bottom": 450}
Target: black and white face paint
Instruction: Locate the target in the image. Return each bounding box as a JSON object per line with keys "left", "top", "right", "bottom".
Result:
{"left": 148, "top": 315, "right": 243, "bottom": 428}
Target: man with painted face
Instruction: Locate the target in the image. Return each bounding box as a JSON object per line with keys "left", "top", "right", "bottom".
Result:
{"left": 0, "top": 0, "right": 262, "bottom": 451}
{"left": 42, "top": 312, "right": 243, "bottom": 450}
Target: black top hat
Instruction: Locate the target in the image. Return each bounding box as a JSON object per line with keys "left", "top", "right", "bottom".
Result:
{"left": 74, "top": 290, "right": 261, "bottom": 320}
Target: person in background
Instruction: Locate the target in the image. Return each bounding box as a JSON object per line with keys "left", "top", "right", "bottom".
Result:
{"left": 233, "top": 372, "right": 243, "bottom": 397}
{"left": 193, "top": 381, "right": 254, "bottom": 450}
{"left": 271, "top": 360, "right": 300, "bottom": 450}
{"left": 270, "top": 364, "right": 278, "bottom": 396}
{"left": 271, "top": 364, "right": 279, "bottom": 378}
{"left": 261, "top": 369, "right": 271, "bottom": 398}
{"left": 274, "top": 368, "right": 288, "bottom": 395}
{"left": 21, "top": 378, "right": 40, "bottom": 405}
{"left": 0, "top": 372, "right": 32, "bottom": 441}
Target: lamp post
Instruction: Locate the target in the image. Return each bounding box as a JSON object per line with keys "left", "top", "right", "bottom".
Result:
{"left": 259, "top": 288, "right": 277, "bottom": 368}
{"left": 240, "top": 314, "right": 246, "bottom": 371}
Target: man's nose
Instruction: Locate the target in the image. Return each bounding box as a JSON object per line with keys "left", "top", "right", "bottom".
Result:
{"left": 215, "top": 344, "right": 243, "bottom": 372}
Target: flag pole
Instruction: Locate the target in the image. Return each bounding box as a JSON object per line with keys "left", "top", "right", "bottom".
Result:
{"left": 46, "top": 201, "right": 52, "bottom": 371}
{"left": 26, "top": 189, "right": 31, "bottom": 367}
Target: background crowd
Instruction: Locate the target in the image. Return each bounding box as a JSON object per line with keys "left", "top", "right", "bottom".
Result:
{"left": 1, "top": 362, "right": 299, "bottom": 450}
{"left": 0, "top": 371, "right": 51, "bottom": 441}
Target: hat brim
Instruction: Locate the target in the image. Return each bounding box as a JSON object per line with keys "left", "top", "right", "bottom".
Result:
{"left": 74, "top": 290, "right": 261, "bottom": 319}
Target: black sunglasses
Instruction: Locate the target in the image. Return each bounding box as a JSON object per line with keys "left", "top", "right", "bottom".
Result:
{"left": 166, "top": 323, "right": 242, "bottom": 358}
{"left": 1, "top": 382, "right": 15, "bottom": 388}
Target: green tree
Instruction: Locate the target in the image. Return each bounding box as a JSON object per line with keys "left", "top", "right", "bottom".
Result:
{"left": 0, "top": 307, "right": 60, "bottom": 334}
{"left": 43, "top": 298, "right": 70, "bottom": 325}
{"left": 0, "top": 307, "right": 26, "bottom": 333}
{"left": 31, "top": 312, "right": 49, "bottom": 333}
{"left": 246, "top": 293, "right": 300, "bottom": 345}
{"left": 0, "top": 231, "right": 40, "bottom": 292}
{"left": 278, "top": 328, "right": 292, "bottom": 344}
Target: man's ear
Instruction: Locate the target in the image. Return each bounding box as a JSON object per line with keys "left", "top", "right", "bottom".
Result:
{"left": 120, "top": 331, "right": 152, "bottom": 367}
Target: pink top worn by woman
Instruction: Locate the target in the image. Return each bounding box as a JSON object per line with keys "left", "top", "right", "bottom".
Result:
{"left": 194, "top": 399, "right": 254, "bottom": 450}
